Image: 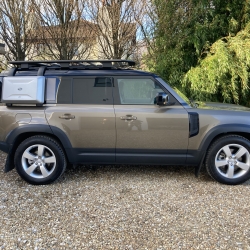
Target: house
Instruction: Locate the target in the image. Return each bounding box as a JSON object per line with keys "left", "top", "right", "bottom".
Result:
{"left": 26, "top": 2, "right": 137, "bottom": 60}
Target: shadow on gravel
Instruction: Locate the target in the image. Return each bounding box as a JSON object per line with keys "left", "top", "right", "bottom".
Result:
{"left": 59, "top": 164, "right": 214, "bottom": 184}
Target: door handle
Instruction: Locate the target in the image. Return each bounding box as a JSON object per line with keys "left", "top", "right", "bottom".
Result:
{"left": 59, "top": 114, "right": 75, "bottom": 120}
{"left": 120, "top": 115, "right": 137, "bottom": 121}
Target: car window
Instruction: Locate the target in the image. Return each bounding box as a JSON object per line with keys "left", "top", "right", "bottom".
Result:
{"left": 73, "top": 77, "right": 113, "bottom": 104}
{"left": 57, "top": 77, "right": 113, "bottom": 104}
{"left": 117, "top": 78, "right": 165, "bottom": 104}
{"left": 57, "top": 77, "right": 72, "bottom": 104}
{"left": 46, "top": 77, "right": 60, "bottom": 104}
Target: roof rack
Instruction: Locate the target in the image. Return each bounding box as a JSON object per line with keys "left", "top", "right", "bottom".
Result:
{"left": 8, "top": 59, "right": 136, "bottom": 76}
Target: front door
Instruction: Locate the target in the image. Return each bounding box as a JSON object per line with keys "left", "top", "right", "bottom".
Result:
{"left": 113, "top": 76, "right": 189, "bottom": 165}
{"left": 45, "top": 76, "right": 116, "bottom": 163}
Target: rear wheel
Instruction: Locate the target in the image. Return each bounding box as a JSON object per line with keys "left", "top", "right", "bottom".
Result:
{"left": 206, "top": 135, "right": 250, "bottom": 185}
{"left": 14, "top": 136, "right": 66, "bottom": 185}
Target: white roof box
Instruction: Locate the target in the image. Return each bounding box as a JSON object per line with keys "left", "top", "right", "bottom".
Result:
{"left": 2, "top": 76, "right": 45, "bottom": 104}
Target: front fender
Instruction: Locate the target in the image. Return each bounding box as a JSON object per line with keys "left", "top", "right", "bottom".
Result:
{"left": 192, "top": 124, "right": 250, "bottom": 176}
{"left": 198, "top": 124, "right": 250, "bottom": 152}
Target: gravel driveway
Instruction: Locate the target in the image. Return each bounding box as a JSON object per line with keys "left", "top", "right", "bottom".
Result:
{"left": 1, "top": 151, "right": 250, "bottom": 249}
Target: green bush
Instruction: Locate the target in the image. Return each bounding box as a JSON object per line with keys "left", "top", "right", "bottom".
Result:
{"left": 183, "top": 23, "right": 250, "bottom": 106}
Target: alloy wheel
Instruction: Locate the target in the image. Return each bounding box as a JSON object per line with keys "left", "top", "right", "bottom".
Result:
{"left": 21, "top": 144, "right": 56, "bottom": 179}
{"left": 215, "top": 143, "right": 250, "bottom": 179}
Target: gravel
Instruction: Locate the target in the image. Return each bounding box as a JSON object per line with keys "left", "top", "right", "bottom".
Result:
{"left": 1, "top": 151, "right": 250, "bottom": 249}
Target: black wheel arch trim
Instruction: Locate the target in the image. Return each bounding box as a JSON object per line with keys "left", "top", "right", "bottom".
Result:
{"left": 49, "top": 126, "right": 73, "bottom": 149}
{"left": 4, "top": 124, "right": 74, "bottom": 173}
{"left": 5, "top": 124, "right": 72, "bottom": 149}
{"left": 6, "top": 124, "right": 52, "bottom": 144}
{"left": 187, "top": 124, "right": 250, "bottom": 171}
{"left": 0, "top": 141, "right": 9, "bottom": 153}
{"left": 198, "top": 124, "right": 250, "bottom": 152}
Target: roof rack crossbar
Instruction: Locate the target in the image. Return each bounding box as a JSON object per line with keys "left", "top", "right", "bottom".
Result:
{"left": 9, "top": 60, "right": 136, "bottom": 70}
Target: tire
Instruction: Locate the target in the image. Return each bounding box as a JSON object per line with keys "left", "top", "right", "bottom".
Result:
{"left": 205, "top": 135, "right": 250, "bottom": 185}
{"left": 14, "top": 136, "right": 66, "bottom": 185}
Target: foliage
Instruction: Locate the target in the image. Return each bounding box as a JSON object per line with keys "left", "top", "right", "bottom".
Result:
{"left": 183, "top": 23, "right": 250, "bottom": 106}
{"left": 145, "top": 0, "right": 250, "bottom": 93}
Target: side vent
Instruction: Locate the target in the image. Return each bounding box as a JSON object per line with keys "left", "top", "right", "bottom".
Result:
{"left": 189, "top": 112, "right": 199, "bottom": 137}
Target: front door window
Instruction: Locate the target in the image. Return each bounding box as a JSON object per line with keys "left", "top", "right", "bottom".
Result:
{"left": 117, "top": 78, "right": 164, "bottom": 105}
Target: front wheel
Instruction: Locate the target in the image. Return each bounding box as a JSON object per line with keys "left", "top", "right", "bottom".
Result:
{"left": 206, "top": 135, "right": 250, "bottom": 185}
{"left": 14, "top": 136, "right": 66, "bottom": 185}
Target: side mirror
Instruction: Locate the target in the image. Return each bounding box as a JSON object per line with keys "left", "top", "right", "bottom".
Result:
{"left": 155, "top": 92, "right": 169, "bottom": 106}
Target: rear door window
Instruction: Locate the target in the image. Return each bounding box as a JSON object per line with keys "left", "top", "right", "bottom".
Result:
{"left": 56, "top": 77, "right": 113, "bottom": 104}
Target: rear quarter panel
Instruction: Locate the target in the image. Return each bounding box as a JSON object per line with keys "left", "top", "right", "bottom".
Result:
{"left": 0, "top": 105, "right": 48, "bottom": 142}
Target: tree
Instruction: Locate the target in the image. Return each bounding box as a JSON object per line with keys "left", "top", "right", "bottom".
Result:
{"left": 84, "top": 0, "right": 141, "bottom": 59}
{"left": 145, "top": 0, "right": 250, "bottom": 90}
{"left": 143, "top": 0, "right": 203, "bottom": 88}
{"left": 183, "top": 23, "right": 250, "bottom": 106}
{"left": 32, "top": 0, "right": 92, "bottom": 60}
{"left": 134, "top": 0, "right": 157, "bottom": 68}
{"left": 0, "top": 0, "right": 35, "bottom": 61}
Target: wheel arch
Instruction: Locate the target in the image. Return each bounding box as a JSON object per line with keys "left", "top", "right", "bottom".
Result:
{"left": 195, "top": 124, "right": 250, "bottom": 176}
{"left": 199, "top": 124, "right": 250, "bottom": 153}
{"left": 5, "top": 125, "right": 73, "bottom": 173}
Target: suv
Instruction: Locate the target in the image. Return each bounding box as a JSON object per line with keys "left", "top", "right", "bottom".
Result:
{"left": 0, "top": 59, "right": 250, "bottom": 185}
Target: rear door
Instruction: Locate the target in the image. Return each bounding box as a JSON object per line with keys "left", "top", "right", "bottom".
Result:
{"left": 45, "top": 76, "right": 116, "bottom": 163}
{"left": 113, "top": 76, "right": 189, "bottom": 165}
